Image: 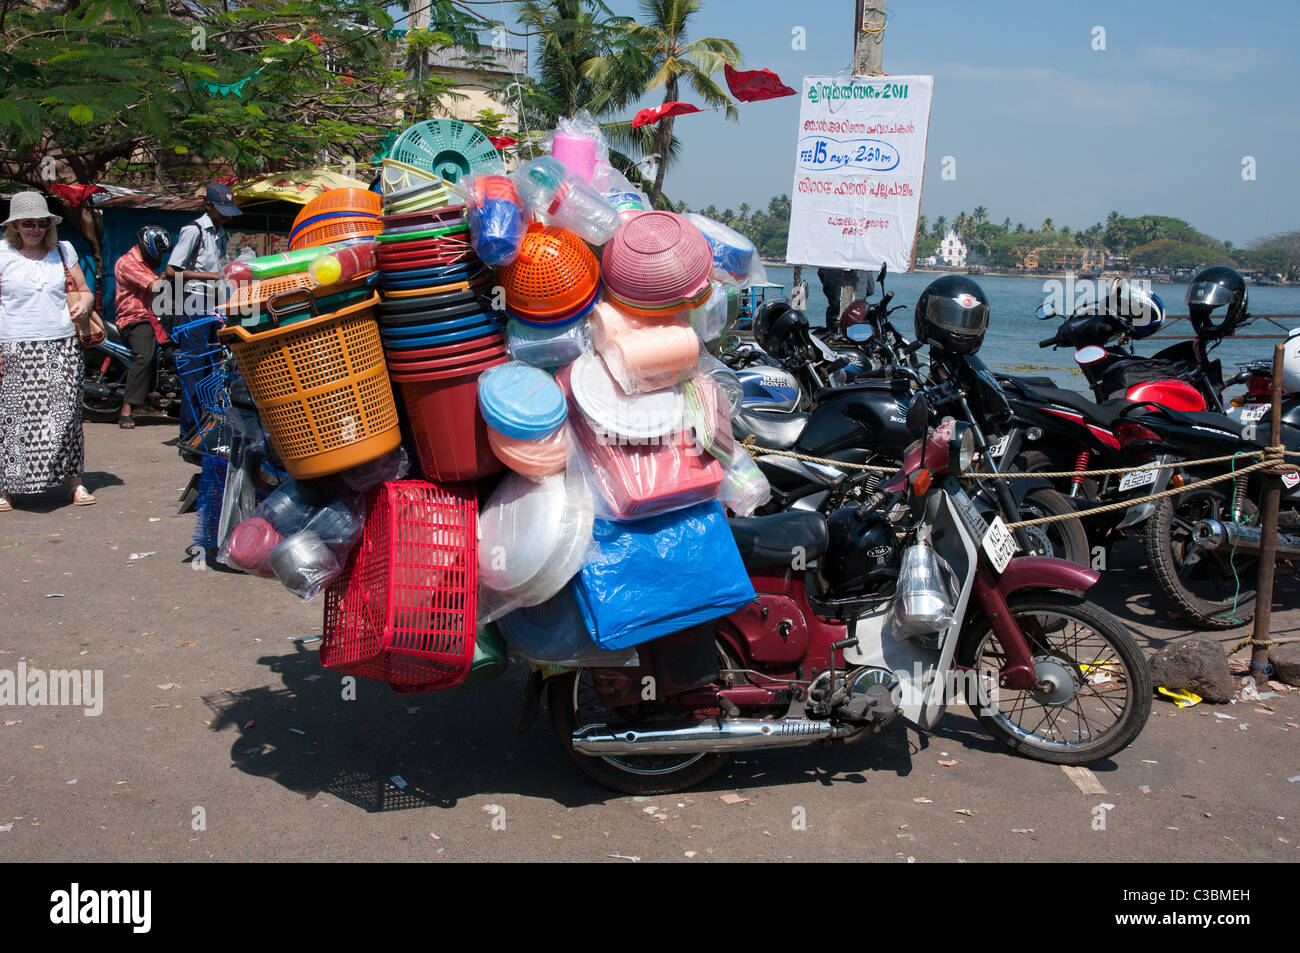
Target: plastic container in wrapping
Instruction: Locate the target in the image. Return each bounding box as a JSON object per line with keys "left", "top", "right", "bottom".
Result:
{"left": 566, "top": 351, "right": 683, "bottom": 440}
{"left": 573, "top": 501, "right": 756, "bottom": 650}
{"left": 688, "top": 280, "right": 731, "bottom": 343}
{"left": 681, "top": 372, "right": 736, "bottom": 465}
{"left": 224, "top": 516, "right": 283, "bottom": 575}
{"left": 552, "top": 131, "right": 598, "bottom": 182}
{"left": 695, "top": 352, "right": 745, "bottom": 415}
{"left": 560, "top": 362, "right": 723, "bottom": 521}
{"left": 466, "top": 174, "right": 529, "bottom": 266}
{"left": 684, "top": 213, "right": 755, "bottom": 279}
{"left": 477, "top": 469, "right": 596, "bottom": 622}
{"left": 497, "top": 582, "right": 639, "bottom": 667}
{"left": 515, "top": 156, "right": 619, "bottom": 246}
{"left": 588, "top": 300, "right": 701, "bottom": 395}
{"left": 477, "top": 361, "right": 569, "bottom": 477}
{"left": 887, "top": 540, "right": 957, "bottom": 642}
{"left": 720, "top": 451, "right": 770, "bottom": 517}
{"left": 486, "top": 425, "right": 567, "bottom": 479}
{"left": 506, "top": 318, "right": 589, "bottom": 368}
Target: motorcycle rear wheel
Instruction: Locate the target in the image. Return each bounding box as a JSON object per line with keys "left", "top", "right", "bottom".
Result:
{"left": 82, "top": 359, "right": 126, "bottom": 424}
{"left": 1144, "top": 489, "right": 1257, "bottom": 629}
{"left": 1017, "top": 487, "right": 1090, "bottom": 567}
{"left": 957, "top": 592, "right": 1152, "bottom": 764}
{"left": 547, "top": 641, "right": 737, "bottom": 795}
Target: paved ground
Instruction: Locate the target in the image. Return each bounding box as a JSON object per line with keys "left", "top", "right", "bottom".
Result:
{"left": 1, "top": 421, "right": 1297, "bottom": 864}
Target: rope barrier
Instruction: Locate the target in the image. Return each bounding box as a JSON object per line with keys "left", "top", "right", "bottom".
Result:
{"left": 738, "top": 439, "right": 1300, "bottom": 530}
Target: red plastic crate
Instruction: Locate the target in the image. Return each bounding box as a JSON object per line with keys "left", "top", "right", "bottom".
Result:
{"left": 321, "top": 480, "right": 478, "bottom": 691}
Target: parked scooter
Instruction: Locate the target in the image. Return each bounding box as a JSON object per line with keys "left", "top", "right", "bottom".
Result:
{"left": 544, "top": 394, "right": 1152, "bottom": 794}
{"left": 81, "top": 318, "right": 182, "bottom": 424}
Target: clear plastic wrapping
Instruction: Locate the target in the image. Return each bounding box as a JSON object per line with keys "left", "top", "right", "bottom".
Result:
{"left": 466, "top": 174, "right": 530, "bottom": 266}
{"left": 719, "top": 452, "right": 770, "bottom": 517}
{"left": 515, "top": 156, "right": 620, "bottom": 246}
{"left": 588, "top": 300, "right": 701, "bottom": 395}
{"left": 886, "top": 538, "right": 958, "bottom": 641}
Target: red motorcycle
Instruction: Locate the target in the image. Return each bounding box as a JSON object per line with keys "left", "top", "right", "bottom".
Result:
{"left": 544, "top": 391, "right": 1152, "bottom": 794}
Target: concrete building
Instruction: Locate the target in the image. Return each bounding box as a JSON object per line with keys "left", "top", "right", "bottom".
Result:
{"left": 938, "top": 229, "right": 968, "bottom": 268}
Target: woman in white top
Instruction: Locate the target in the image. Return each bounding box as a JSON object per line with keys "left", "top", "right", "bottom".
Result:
{"left": 0, "top": 191, "right": 97, "bottom": 509}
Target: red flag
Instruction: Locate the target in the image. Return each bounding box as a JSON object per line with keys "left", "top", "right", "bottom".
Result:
{"left": 488, "top": 135, "right": 517, "bottom": 150}
{"left": 46, "top": 183, "right": 107, "bottom": 207}
{"left": 724, "top": 65, "right": 796, "bottom": 102}
{"left": 632, "top": 101, "right": 705, "bottom": 129}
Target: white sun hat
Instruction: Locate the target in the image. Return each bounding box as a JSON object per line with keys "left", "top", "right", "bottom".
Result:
{"left": 2, "top": 191, "right": 62, "bottom": 226}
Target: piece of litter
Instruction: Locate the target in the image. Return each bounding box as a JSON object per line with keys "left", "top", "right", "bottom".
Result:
{"left": 608, "top": 853, "right": 640, "bottom": 862}
{"left": 243, "top": 720, "right": 255, "bottom": 729}
{"left": 128, "top": 552, "right": 156, "bottom": 560}
{"left": 1257, "top": 691, "right": 1277, "bottom": 700}
{"left": 1289, "top": 723, "right": 1300, "bottom": 730}
{"left": 1286, "top": 776, "right": 1300, "bottom": 783}
{"left": 642, "top": 806, "right": 658, "bottom": 815}
{"left": 300, "top": 636, "right": 321, "bottom": 644}
{"left": 1157, "top": 687, "right": 1201, "bottom": 707}
{"left": 1097, "top": 802, "right": 1115, "bottom": 811}
{"left": 720, "top": 794, "right": 749, "bottom": 805}
{"left": 156, "top": 683, "right": 176, "bottom": 691}
{"left": 684, "top": 850, "right": 697, "bottom": 858}
{"left": 1141, "top": 759, "right": 1158, "bottom": 764}
{"left": 1139, "top": 785, "right": 1151, "bottom": 794}
{"left": 44, "top": 593, "right": 64, "bottom": 598}
{"left": 3, "top": 720, "right": 19, "bottom": 727}
{"left": 148, "top": 518, "right": 161, "bottom": 522}
{"left": 1214, "top": 713, "right": 1237, "bottom": 720}
{"left": 429, "top": 832, "right": 440, "bottom": 841}
{"left": 1255, "top": 708, "right": 1274, "bottom": 715}
{"left": 653, "top": 813, "right": 668, "bottom": 821}
{"left": 1236, "top": 724, "right": 1249, "bottom": 731}
{"left": 937, "top": 759, "right": 960, "bottom": 767}
{"left": 913, "top": 797, "right": 933, "bottom": 804}
{"left": 289, "top": 728, "right": 306, "bottom": 735}
{"left": 632, "top": 796, "right": 649, "bottom": 803}
{"left": 66, "top": 779, "right": 77, "bottom": 785}
{"left": 1166, "top": 826, "right": 1179, "bottom": 830}
{"left": 0, "top": 824, "right": 12, "bottom": 832}
{"left": 1061, "top": 765, "right": 1108, "bottom": 795}
{"left": 1011, "top": 828, "right": 1034, "bottom": 834}
{"left": 390, "top": 775, "right": 407, "bottom": 789}
{"left": 953, "top": 808, "right": 976, "bottom": 816}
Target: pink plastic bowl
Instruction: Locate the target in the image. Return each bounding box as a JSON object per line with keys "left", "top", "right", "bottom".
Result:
{"left": 601, "top": 212, "right": 714, "bottom": 312}
{"left": 486, "top": 424, "right": 567, "bottom": 477}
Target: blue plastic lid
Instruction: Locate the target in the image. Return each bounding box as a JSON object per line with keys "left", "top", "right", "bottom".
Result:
{"left": 477, "top": 361, "right": 568, "bottom": 439}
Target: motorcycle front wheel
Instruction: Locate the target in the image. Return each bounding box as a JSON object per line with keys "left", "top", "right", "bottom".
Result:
{"left": 1144, "top": 489, "right": 1258, "bottom": 629}
{"left": 957, "top": 592, "right": 1152, "bottom": 764}
{"left": 1017, "top": 487, "right": 1091, "bottom": 567}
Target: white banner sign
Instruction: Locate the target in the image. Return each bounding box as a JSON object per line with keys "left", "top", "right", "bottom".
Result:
{"left": 786, "top": 75, "right": 934, "bottom": 272}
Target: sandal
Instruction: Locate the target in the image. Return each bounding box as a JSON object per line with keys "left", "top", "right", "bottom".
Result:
{"left": 119, "top": 415, "right": 136, "bottom": 429}
{"left": 71, "top": 486, "right": 96, "bottom": 506}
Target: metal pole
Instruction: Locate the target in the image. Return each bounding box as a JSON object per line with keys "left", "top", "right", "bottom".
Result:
{"left": 1250, "top": 343, "right": 1285, "bottom": 675}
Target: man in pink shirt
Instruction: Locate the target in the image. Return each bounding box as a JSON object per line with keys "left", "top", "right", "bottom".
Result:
{"left": 113, "top": 226, "right": 172, "bottom": 428}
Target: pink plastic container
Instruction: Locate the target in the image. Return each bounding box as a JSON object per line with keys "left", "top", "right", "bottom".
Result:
{"left": 225, "top": 516, "right": 283, "bottom": 575}
{"left": 601, "top": 212, "right": 714, "bottom": 315}
{"left": 558, "top": 364, "right": 723, "bottom": 519}
{"left": 552, "top": 132, "right": 598, "bottom": 182}
{"left": 394, "top": 354, "right": 508, "bottom": 481}
{"left": 589, "top": 300, "right": 700, "bottom": 394}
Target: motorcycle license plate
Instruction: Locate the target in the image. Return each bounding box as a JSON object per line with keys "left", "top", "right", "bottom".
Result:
{"left": 1118, "top": 469, "right": 1159, "bottom": 492}
{"left": 1240, "top": 403, "right": 1269, "bottom": 423}
{"left": 986, "top": 435, "right": 1010, "bottom": 459}
{"left": 981, "top": 516, "right": 1017, "bottom": 574}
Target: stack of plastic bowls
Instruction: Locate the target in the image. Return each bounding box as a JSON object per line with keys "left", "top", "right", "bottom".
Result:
{"left": 498, "top": 224, "right": 600, "bottom": 331}
{"left": 376, "top": 204, "right": 507, "bottom": 481}
{"left": 477, "top": 363, "right": 568, "bottom": 478}
{"left": 289, "top": 188, "right": 384, "bottom": 251}
{"left": 601, "top": 211, "right": 714, "bottom": 319}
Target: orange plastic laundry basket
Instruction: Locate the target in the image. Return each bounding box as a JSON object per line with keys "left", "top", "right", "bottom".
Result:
{"left": 219, "top": 292, "right": 400, "bottom": 478}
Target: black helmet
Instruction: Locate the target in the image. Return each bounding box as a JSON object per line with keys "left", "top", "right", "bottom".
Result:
{"left": 137, "top": 225, "right": 173, "bottom": 264}
{"left": 752, "top": 299, "right": 810, "bottom": 364}
{"left": 1185, "top": 266, "right": 1247, "bottom": 338}
{"left": 821, "top": 507, "right": 901, "bottom": 598}
{"left": 914, "top": 275, "right": 990, "bottom": 355}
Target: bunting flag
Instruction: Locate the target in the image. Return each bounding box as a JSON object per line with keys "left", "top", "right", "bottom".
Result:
{"left": 488, "top": 135, "right": 518, "bottom": 150}
{"left": 724, "top": 64, "right": 797, "bottom": 102}
{"left": 47, "top": 183, "right": 106, "bottom": 207}
{"left": 631, "top": 101, "right": 705, "bottom": 129}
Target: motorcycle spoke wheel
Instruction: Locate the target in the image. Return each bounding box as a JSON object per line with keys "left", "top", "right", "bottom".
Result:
{"left": 958, "top": 593, "right": 1151, "bottom": 764}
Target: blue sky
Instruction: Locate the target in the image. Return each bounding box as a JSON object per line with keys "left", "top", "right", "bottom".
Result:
{"left": 501, "top": 0, "right": 1298, "bottom": 246}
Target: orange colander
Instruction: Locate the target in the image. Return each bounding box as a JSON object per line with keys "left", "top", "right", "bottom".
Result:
{"left": 498, "top": 223, "right": 600, "bottom": 322}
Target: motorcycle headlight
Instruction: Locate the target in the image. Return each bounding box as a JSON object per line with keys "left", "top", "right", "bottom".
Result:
{"left": 949, "top": 423, "right": 975, "bottom": 474}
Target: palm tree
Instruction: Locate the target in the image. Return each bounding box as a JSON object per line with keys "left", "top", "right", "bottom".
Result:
{"left": 917, "top": 213, "right": 928, "bottom": 237}
{"left": 1041, "top": 218, "right": 1055, "bottom": 234}
{"left": 1015, "top": 222, "right": 1026, "bottom": 234}
{"left": 738, "top": 201, "right": 750, "bottom": 223}
{"left": 932, "top": 215, "right": 947, "bottom": 239}
{"left": 1001, "top": 217, "right": 1012, "bottom": 233}
{"left": 972, "top": 206, "right": 988, "bottom": 225}
{"left": 589, "top": 0, "right": 741, "bottom": 205}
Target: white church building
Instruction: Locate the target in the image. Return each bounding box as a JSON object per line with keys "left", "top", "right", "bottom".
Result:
{"left": 938, "top": 229, "right": 968, "bottom": 268}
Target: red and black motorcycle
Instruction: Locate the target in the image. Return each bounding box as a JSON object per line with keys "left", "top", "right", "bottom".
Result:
{"left": 544, "top": 390, "right": 1152, "bottom": 794}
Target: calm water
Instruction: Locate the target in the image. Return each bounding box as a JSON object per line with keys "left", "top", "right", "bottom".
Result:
{"left": 762, "top": 266, "right": 1300, "bottom": 393}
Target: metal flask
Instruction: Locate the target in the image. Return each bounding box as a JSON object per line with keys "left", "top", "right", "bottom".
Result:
{"left": 889, "top": 542, "right": 955, "bottom": 640}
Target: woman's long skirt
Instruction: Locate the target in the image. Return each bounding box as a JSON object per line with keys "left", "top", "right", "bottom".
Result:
{"left": 0, "top": 336, "right": 85, "bottom": 494}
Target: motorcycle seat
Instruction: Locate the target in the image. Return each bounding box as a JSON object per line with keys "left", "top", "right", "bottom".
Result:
{"left": 728, "top": 511, "right": 828, "bottom": 570}
{"left": 1129, "top": 405, "right": 1259, "bottom": 443}
{"left": 731, "top": 408, "right": 810, "bottom": 451}
{"left": 1004, "top": 376, "right": 1127, "bottom": 427}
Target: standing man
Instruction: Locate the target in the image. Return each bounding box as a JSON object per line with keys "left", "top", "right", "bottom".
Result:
{"left": 113, "top": 226, "right": 172, "bottom": 428}
{"left": 165, "top": 183, "right": 241, "bottom": 441}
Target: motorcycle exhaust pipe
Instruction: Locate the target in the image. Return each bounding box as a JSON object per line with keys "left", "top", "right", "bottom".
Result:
{"left": 1193, "top": 520, "right": 1300, "bottom": 559}
{"left": 571, "top": 718, "right": 838, "bottom": 755}
{"left": 83, "top": 383, "right": 118, "bottom": 398}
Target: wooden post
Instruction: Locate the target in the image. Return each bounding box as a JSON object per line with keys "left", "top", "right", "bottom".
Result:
{"left": 853, "top": 2, "right": 887, "bottom": 75}
{"left": 1250, "top": 342, "right": 1285, "bottom": 674}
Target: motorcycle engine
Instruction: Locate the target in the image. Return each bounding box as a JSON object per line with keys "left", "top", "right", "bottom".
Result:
{"left": 809, "top": 667, "right": 899, "bottom": 728}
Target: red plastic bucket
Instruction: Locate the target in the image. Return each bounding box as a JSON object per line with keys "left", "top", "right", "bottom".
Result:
{"left": 383, "top": 334, "right": 506, "bottom": 363}
{"left": 387, "top": 343, "right": 507, "bottom": 374}
{"left": 395, "top": 354, "right": 508, "bottom": 481}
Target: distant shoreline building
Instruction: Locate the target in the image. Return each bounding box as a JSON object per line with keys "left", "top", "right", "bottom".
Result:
{"left": 938, "top": 229, "right": 968, "bottom": 268}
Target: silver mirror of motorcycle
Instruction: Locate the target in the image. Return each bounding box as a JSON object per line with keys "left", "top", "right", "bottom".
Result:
{"left": 1035, "top": 304, "right": 1055, "bottom": 321}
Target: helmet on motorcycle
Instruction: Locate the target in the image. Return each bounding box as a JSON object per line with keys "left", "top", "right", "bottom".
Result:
{"left": 1184, "top": 266, "right": 1248, "bottom": 338}
{"left": 821, "top": 507, "right": 902, "bottom": 599}
{"left": 1283, "top": 327, "right": 1300, "bottom": 395}
{"left": 137, "top": 225, "right": 173, "bottom": 265}
{"left": 1106, "top": 278, "right": 1165, "bottom": 338}
{"left": 914, "top": 275, "right": 989, "bottom": 355}
{"left": 752, "top": 298, "right": 810, "bottom": 364}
